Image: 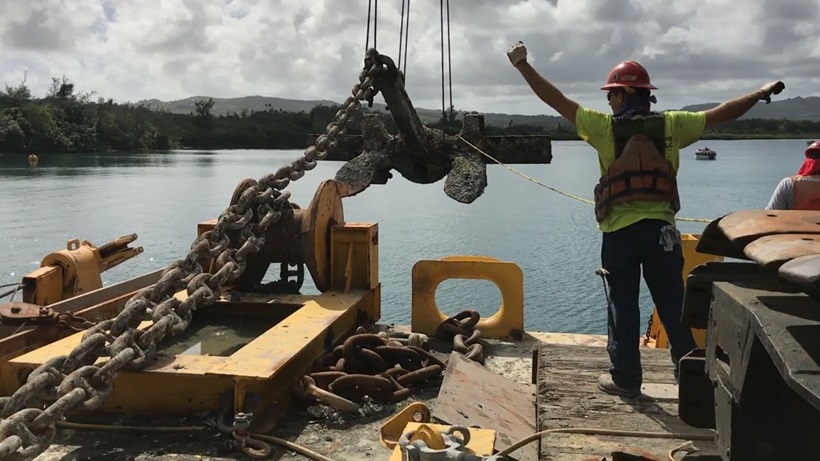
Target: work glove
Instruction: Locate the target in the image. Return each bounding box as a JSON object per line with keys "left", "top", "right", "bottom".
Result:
{"left": 507, "top": 41, "right": 527, "bottom": 67}
{"left": 757, "top": 81, "right": 785, "bottom": 104}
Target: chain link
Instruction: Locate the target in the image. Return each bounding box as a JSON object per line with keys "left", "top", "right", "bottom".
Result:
{"left": 643, "top": 312, "right": 654, "bottom": 346}
{"left": 0, "top": 62, "right": 380, "bottom": 461}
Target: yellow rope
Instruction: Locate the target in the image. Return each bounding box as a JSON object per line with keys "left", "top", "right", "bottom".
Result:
{"left": 457, "top": 135, "right": 712, "bottom": 224}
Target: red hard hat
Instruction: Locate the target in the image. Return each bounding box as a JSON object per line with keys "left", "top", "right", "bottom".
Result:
{"left": 601, "top": 60, "right": 658, "bottom": 91}
{"left": 806, "top": 141, "right": 820, "bottom": 157}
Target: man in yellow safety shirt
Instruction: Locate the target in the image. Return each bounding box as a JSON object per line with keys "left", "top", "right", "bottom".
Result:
{"left": 507, "top": 41, "right": 784, "bottom": 397}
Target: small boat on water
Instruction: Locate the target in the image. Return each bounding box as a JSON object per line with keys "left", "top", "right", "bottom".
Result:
{"left": 695, "top": 147, "right": 717, "bottom": 160}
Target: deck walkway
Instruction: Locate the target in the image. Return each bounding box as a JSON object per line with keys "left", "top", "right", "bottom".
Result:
{"left": 536, "top": 342, "right": 716, "bottom": 461}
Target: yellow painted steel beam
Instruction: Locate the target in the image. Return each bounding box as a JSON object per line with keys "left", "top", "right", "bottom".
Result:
{"left": 7, "top": 287, "right": 379, "bottom": 416}
{"left": 331, "top": 223, "right": 379, "bottom": 292}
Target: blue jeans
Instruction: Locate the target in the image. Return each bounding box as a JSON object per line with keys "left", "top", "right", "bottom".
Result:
{"left": 601, "top": 218, "right": 697, "bottom": 389}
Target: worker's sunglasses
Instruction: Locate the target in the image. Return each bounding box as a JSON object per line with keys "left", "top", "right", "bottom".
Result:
{"left": 607, "top": 89, "right": 633, "bottom": 101}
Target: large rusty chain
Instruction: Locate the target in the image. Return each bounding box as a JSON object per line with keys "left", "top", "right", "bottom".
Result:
{"left": 295, "top": 329, "right": 445, "bottom": 414}
{"left": 0, "top": 61, "right": 380, "bottom": 461}
{"left": 292, "top": 312, "right": 489, "bottom": 415}
{"left": 436, "top": 310, "right": 485, "bottom": 364}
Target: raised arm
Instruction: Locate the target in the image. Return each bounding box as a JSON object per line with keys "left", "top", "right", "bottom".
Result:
{"left": 507, "top": 42, "right": 579, "bottom": 126}
{"left": 703, "top": 81, "right": 785, "bottom": 129}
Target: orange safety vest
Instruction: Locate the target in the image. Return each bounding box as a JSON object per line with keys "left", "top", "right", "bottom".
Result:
{"left": 593, "top": 113, "right": 680, "bottom": 222}
{"left": 791, "top": 175, "right": 820, "bottom": 210}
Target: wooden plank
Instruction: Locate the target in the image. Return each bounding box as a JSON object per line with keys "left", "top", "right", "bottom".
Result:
{"left": 536, "top": 343, "right": 717, "bottom": 461}
{"left": 432, "top": 352, "right": 538, "bottom": 461}
{"left": 545, "top": 367, "right": 677, "bottom": 387}
{"left": 538, "top": 346, "right": 680, "bottom": 385}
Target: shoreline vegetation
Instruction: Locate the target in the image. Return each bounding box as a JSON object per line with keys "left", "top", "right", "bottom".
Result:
{"left": 2, "top": 77, "right": 818, "bottom": 156}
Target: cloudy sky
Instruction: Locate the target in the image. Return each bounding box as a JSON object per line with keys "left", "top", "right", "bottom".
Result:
{"left": 1, "top": 0, "right": 819, "bottom": 116}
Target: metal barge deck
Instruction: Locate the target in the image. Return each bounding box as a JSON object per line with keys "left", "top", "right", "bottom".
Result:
{"left": 5, "top": 188, "right": 820, "bottom": 461}
{"left": 23, "top": 330, "right": 715, "bottom": 461}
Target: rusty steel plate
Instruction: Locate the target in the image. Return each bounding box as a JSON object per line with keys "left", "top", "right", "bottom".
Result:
{"left": 695, "top": 215, "right": 749, "bottom": 259}
{"left": 779, "top": 254, "right": 820, "bottom": 297}
{"left": 432, "top": 352, "right": 537, "bottom": 461}
{"left": 718, "top": 210, "right": 820, "bottom": 247}
{"left": 743, "top": 234, "right": 820, "bottom": 269}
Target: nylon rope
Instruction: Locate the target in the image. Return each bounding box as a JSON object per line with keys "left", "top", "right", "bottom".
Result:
{"left": 456, "top": 135, "right": 712, "bottom": 223}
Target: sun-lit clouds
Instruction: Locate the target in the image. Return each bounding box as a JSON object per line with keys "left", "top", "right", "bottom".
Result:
{"left": 0, "top": 0, "right": 818, "bottom": 116}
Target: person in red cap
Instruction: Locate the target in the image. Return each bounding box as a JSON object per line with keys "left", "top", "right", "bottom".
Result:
{"left": 507, "top": 41, "right": 785, "bottom": 397}
{"left": 766, "top": 141, "right": 820, "bottom": 210}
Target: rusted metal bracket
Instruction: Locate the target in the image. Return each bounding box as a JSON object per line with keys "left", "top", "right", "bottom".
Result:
{"left": 0, "top": 302, "right": 55, "bottom": 326}
{"left": 0, "top": 302, "right": 95, "bottom": 332}
{"left": 332, "top": 49, "right": 552, "bottom": 204}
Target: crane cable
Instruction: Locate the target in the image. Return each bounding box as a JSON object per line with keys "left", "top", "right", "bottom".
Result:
{"left": 398, "top": 0, "right": 410, "bottom": 76}
{"left": 364, "top": 0, "right": 378, "bottom": 53}
{"left": 440, "top": 0, "right": 453, "bottom": 128}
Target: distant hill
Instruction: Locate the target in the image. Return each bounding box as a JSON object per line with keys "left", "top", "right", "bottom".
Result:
{"left": 680, "top": 96, "right": 820, "bottom": 121}
{"left": 138, "top": 95, "right": 455, "bottom": 124}
{"left": 137, "top": 95, "right": 820, "bottom": 126}
{"left": 137, "top": 95, "right": 340, "bottom": 115}
{"left": 136, "top": 95, "right": 573, "bottom": 127}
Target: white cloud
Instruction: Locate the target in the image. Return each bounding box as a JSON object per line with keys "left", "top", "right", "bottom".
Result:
{"left": 0, "top": 0, "right": 818, "bottom": 117}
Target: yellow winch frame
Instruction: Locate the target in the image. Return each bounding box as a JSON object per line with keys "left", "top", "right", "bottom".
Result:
{"left": 6, "top": 222, "right": 381, "bottom": 418}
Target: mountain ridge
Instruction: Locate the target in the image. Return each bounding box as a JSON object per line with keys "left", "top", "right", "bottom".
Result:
{"left": 137, "top": 95, "right": 820, "bottom": 126}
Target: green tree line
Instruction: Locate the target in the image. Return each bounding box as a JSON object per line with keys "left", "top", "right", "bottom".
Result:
{"left": 1, "top": 76, "right": 818, "bottom": 154}
{"left": 0, "top": 76, "right": 347, "bottom": 153}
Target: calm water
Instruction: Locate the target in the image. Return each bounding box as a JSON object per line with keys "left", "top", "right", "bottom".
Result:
{"left": 0, "top": 139, "right": 811, "bottom": 334}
